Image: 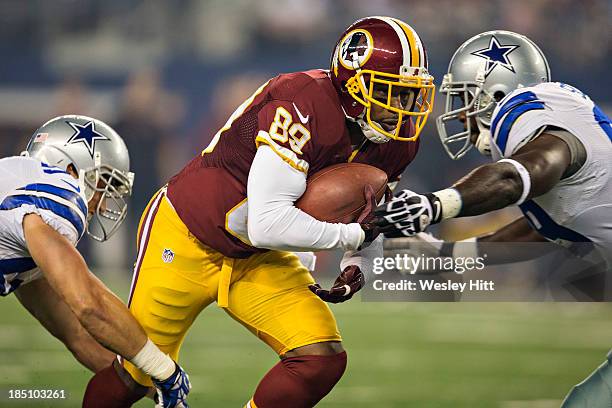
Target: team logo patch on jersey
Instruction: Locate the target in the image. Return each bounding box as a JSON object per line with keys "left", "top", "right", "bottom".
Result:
{"left": 338, "top": 29, "right": 374, "bottom": 70}
{"left": 471, "top": 36, "right": 520, "bottom": 77}
{"left": 66, "top": 120, "right": 110, "bottom": 158}
{"left": 162, "top": 248, "right": 175, "bottom": 263}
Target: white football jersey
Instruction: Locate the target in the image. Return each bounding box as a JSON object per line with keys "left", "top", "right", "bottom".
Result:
{"left": 490, "top": 82, "right": 612, "bottom": 266}
{"left": 0, "top": 156, "right": 88, "bottom": 295}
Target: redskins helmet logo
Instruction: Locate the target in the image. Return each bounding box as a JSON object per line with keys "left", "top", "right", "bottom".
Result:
{"left": 338, "top": 29, "right": 373, "bottom": 70}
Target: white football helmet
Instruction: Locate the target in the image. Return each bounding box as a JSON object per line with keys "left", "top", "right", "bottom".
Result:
{"left": 437, "top": 31, "right": 551, "bottom": 159}
{"left": 24, "top": 115, "right": 134, "bottom": 241}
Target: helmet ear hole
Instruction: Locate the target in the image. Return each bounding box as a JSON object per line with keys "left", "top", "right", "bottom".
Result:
{"left": 493, "top": 91, "right": 506, "bottom": 101}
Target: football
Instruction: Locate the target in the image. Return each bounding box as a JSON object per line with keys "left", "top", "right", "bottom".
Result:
{"left": 296, "top": 162, "right": 388, "bottom": 223}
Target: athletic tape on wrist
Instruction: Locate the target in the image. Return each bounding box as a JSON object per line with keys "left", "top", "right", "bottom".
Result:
{"left": 451, "top": 237, "right": 478, "bottom": 259}
{"left": 129, "top": 339, "right": 175, "bottom": 381}
{"left": 498, "top": 159, "right": 531, "bottom": 205}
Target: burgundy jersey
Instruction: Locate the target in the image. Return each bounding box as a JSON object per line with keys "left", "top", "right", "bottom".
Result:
{"left": 167, "top": 69, "right": 419, "bottom": 258}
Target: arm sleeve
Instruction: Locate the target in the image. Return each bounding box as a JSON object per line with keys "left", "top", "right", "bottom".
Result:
{"left": 247, "top": 145, "right": 364, "bottom": 251}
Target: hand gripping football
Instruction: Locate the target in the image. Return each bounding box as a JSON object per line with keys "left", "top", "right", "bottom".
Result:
{"left": 296, "top": 163, "right": 387, "bottom": 223}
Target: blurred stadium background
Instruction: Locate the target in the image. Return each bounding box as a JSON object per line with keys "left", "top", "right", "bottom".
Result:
{"left": 0, "top": 0, "right": 610, "bottom": 406}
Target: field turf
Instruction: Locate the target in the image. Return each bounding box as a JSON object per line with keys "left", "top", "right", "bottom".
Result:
{"left": 0, "top": 274, "right": 610, "bottom": 407}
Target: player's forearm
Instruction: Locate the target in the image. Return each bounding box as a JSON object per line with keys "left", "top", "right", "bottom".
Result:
{"left": 23, "top": 215, "right": 176, "bottom": 381}
{"left": 49, "top": 265, "right": 176, "bottom": 381}
{"left": 248, "top": 204, "right": 363, "bottom": 251}
{"left": 35, "top": 244, "right": 148, "bottom": 358}
{"left": 76, "top": 275, "right": 147, "bottom": 358}
{"left": 247, "top": 145, "right": 363, "bottom": 251}
{"left": 479, "top": 216, "right": 546, "bottom": 243}
{"left": 448, "top": 137, "right": 570, "bottom": 219}
{"left": 469, "top": 217, "right": 553, "bottom": 264}
{"left": 451, "top": 162, "right": 523, "bottom": 217}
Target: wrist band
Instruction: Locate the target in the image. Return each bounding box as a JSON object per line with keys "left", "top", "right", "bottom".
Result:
{"left": 432, "top": 188, "right": 462, "bottom": 219}
{"left": 498, "top": 159, "right": 531, "bottom": 205}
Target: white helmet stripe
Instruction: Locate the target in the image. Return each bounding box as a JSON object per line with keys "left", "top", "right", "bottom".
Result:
{"left": 376, "top": 16, "right": 411, "bottom": 67}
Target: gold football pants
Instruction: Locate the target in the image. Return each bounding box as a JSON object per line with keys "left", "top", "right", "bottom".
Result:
{"left": 123, "top": 188, "right": 341, "bottom": 386}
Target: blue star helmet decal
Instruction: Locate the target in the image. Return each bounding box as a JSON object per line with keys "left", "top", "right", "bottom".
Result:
{"left": 471, "top": 36, "right": 520, "bottom": 77}
{"left": 65, "top": 120, "right": 110, "bottom": 158}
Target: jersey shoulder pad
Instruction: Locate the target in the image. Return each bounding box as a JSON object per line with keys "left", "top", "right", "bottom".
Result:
{"left": 267, "top": 71, "right": 311, "bottom": 96}
{"left": 0, "top": 162, "right": 88, "bottom": 244}
{"left": 256, "top": 71, "right": 348, "bottom": 174}
{"left": 490, "top": 87, "right": 548, "bottom": 157}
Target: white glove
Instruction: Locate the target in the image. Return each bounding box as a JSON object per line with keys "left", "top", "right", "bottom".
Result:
{"left": 383, "top": 232, "right": 443, "bottom": 257}
{"left": 383, "top": 232, "right": 444, "bottom": 274}
{"left": 384, "top": 234, "right": 479, "bottom": 274}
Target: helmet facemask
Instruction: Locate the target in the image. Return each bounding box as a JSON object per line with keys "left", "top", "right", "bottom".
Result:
{"left": 345, "top": 66, "right": 435, "bottom": 143}
{"left": 80, "top": 152, "right": 134, "bottom": 242}
{"left": 436, "top": 72, "right": 496, "bottom": 159}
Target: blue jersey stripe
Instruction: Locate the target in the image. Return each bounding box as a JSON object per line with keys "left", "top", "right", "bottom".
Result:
{"left": 593, "top": 105, "right": 612, "bottom": 142}
{"left": 17, "top": 183, "right": 87, "bottom": 215}
{"left": 519, "top": 200, "right": 591, "bottom": 243}
{"left": 495, "top": 101, "right": 546, "bottom": 154}
{"left": 40, "top": 162, "right": 69, "bottom": 175}
{"left": 491, "top": 91, "right": 540, "bottom": 136}
{"left": 42, "top": 168, "right": 68, "bottom": 175}
{"left": 0, "top": 257, "right": 37, "bottom": 275}
{"left": 0, "top": 195, "right": 85, "bottom": 237}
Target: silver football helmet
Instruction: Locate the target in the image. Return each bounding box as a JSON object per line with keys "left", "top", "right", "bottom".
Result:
{"left": 24, "top": 115, "right": 134, "bottom": 242}
{"left": 437, "top": 30, "right": 551, "bottom": 159}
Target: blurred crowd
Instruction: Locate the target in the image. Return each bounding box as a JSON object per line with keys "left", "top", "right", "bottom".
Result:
{"left": 0, "top": 0, "right": 609, "bottom": 270}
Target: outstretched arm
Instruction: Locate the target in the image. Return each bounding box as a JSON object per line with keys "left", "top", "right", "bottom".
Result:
{"left": 23, "top": 213, "right": 192, "bottom": 402}
{"left": 470, "top": 217, "right": 555, "bottom": 264}
{"left": 453, "top": 134, "right": 571, "bottom": 216}
{"left": 23, "top": 213, "right": 148, "bottom": 359}
{"left": 478, "top": 216, "right": 546, "bottom": 243}
{"left": 16, "top": 277, "right": 116, "bottom": 373}
{"left": 375, "top": 134, "right": 572, "bottom": 237}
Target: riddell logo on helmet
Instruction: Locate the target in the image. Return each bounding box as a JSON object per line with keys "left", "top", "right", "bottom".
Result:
{"left": 338, "top": 29, "right": 373, "bottom": 70}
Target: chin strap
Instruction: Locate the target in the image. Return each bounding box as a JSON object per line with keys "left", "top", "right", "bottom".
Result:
{"left": 342, "top": 71, "right": 391, "bottom": 145}
{"left": 342, "top": 107, "right": 390, "bottom": 144}
{"left": 356, "top": 117, "right": 390, "bottom": 144}
{"left": 474, "top": 119, "right": 492, "bottom": 156}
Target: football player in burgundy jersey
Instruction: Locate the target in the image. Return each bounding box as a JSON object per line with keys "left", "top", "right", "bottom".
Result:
{"left": 83, "top": 16, "right": 434, "bottom": 408}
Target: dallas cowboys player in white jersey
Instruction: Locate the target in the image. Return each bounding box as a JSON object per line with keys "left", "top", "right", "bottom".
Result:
{"left": 374, "top": 31, "right": 612, "bottom": 407}
{"left": 1, "top": 115, "right": 190, "bottom": 407}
